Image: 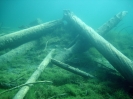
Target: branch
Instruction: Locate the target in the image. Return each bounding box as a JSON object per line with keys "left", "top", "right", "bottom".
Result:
{"left": 0, "top": 81, "right": 52, "bottom": 95}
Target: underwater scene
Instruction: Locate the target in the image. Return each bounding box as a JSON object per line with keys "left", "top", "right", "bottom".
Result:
{"left": 0, "top": 0, "right": 133, "bottom": 99}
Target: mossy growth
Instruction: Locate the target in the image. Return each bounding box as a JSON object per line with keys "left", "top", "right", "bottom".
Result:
{"left": 0, "top": 26, "right": 133, "bottom": 99}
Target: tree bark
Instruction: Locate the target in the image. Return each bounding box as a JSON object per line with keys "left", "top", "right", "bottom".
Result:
{"left": 55, "top": 11, "right": 127, "bottom": 62}
{"left": 13, "top": 49, "right": 55, "bottom": 99}
{"left": 0, "top": 20, "right": 62, "bottom": 51}
{"left": 68, "top": 11, "right": 128, "bottom": 54}
{"left": 51, "top": 58, "right": 94, "bottom": 78}
{"left": 63, "top": 10, "right": 133, "bottom": 84}
{"left": 0, "top": 40, "right": 37, "bottom": 64}
{"left": 96, "top": 11, "right": 128, "bottom": 35}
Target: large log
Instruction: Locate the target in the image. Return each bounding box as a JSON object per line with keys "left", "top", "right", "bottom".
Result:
{"left": 0, "top": 20, "right": 62, "bottom": 51}
{"left": 1, "top": 11, "right": 125, "bottom": 62}
{"left": 54, "top": 11, "right": 128, "bottom": 80}
{"left": 0, "top": 40, "right": 37, "bottom": 65}
{"left": 55, "top": 11, "right": 127, "bottom": 62}
{"left": 63, "top": 10, "right": 133, "bottom": 84}
{"left": 13, "top": 49, "right": 55, "bottom": 99}
{"left": 68, "top": 11, "right": 128, "bottom": 53}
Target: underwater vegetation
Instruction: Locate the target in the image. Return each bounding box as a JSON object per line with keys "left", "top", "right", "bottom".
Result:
{"left": 0, "top": 22, "right": 133, "bottom": 99}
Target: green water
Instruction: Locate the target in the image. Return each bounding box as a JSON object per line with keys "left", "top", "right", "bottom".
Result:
{"left": 0, "top": 0, "right": 133, "bottom": 99}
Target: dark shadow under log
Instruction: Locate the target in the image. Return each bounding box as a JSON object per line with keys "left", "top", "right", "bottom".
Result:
{"left": 63, "top": 10, "right": 133, "bottom": 84}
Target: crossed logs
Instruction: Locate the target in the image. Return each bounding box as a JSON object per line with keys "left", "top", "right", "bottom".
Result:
{"left": 0, "top": 10, "right": 132, "bottom": 99}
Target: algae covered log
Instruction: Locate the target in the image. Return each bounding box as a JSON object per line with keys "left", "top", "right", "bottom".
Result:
{"left": 0, "top": 20, "right": 62, "bottom": 51}
{"left": 13, "top": 49, "right": 55, "bottom": 99}
{"left": 66, "top": 11, "right": 128, "bottom": 55}
{"left": 51, "top": 58, "right": 94, "bottom": 78}
{"left": 96, "top": 11, "right": 128, "bottom": 35}
{"left": 63, "top": 10, "right": 133, "bottom": 84}
{"left": 0, "top": 40, "right": 37, "bottom": 64}
{"left": 55, "top": 11, "right": 128, "bottom": 62}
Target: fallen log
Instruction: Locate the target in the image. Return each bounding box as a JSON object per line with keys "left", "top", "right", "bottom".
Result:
{"left": 0, "top": 81, "right": 52, "bottom": 95}
{"left": 13, "top": 49, "right": 55, "bottom": 99}
{"left": 55, "top": 11, "right": 127, "bottom": 62}
{"left": 0, "top": 40, "right": 37, "bottom": 64}
{"left": 67, "top": 11, "right": 128, "bottom": 53}
{"left": 0, "top": 11, "right": 126, "bottom": 63}
{"left": 96, "top": 11, "right": 128, "bottom": 35}
{"left": 0, "top": 20, "right": 62, "bottom": 51}
{"left": 51, "top": 58, "right": 94, "bottom": 78}
{"left": 54, "top": 11, "right": 128, "bottom": 80}
{"left": 63, "top": 10, "right": 133, "bottom": 84}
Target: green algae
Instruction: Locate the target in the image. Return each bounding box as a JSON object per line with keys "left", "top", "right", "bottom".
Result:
{"left": 0, "top": 26, "right": 133, "bottom": 99}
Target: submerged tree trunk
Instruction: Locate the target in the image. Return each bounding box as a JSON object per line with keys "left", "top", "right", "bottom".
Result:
{"left": 55, "top": 11, "right": 127, "bottom": 62}
{"left": 0, "top": 20, "right": 62, "bottom": 51}
{"left": 67, "top": 11, "right": 128, "bottom": 54}
{"left": 96, "top": 11, "right": 128, "bottom": 35}
{"left": 63, "top": 10, "right": 133, "bottom": 84}
{"left": 13, "top": 49, "right": 55, "bottom": 99}
{"left": 51, "top": 58, "right": 94, "bottom": 78}
{"left": 0, "top": 40, "right": 37, "bottom": 64}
